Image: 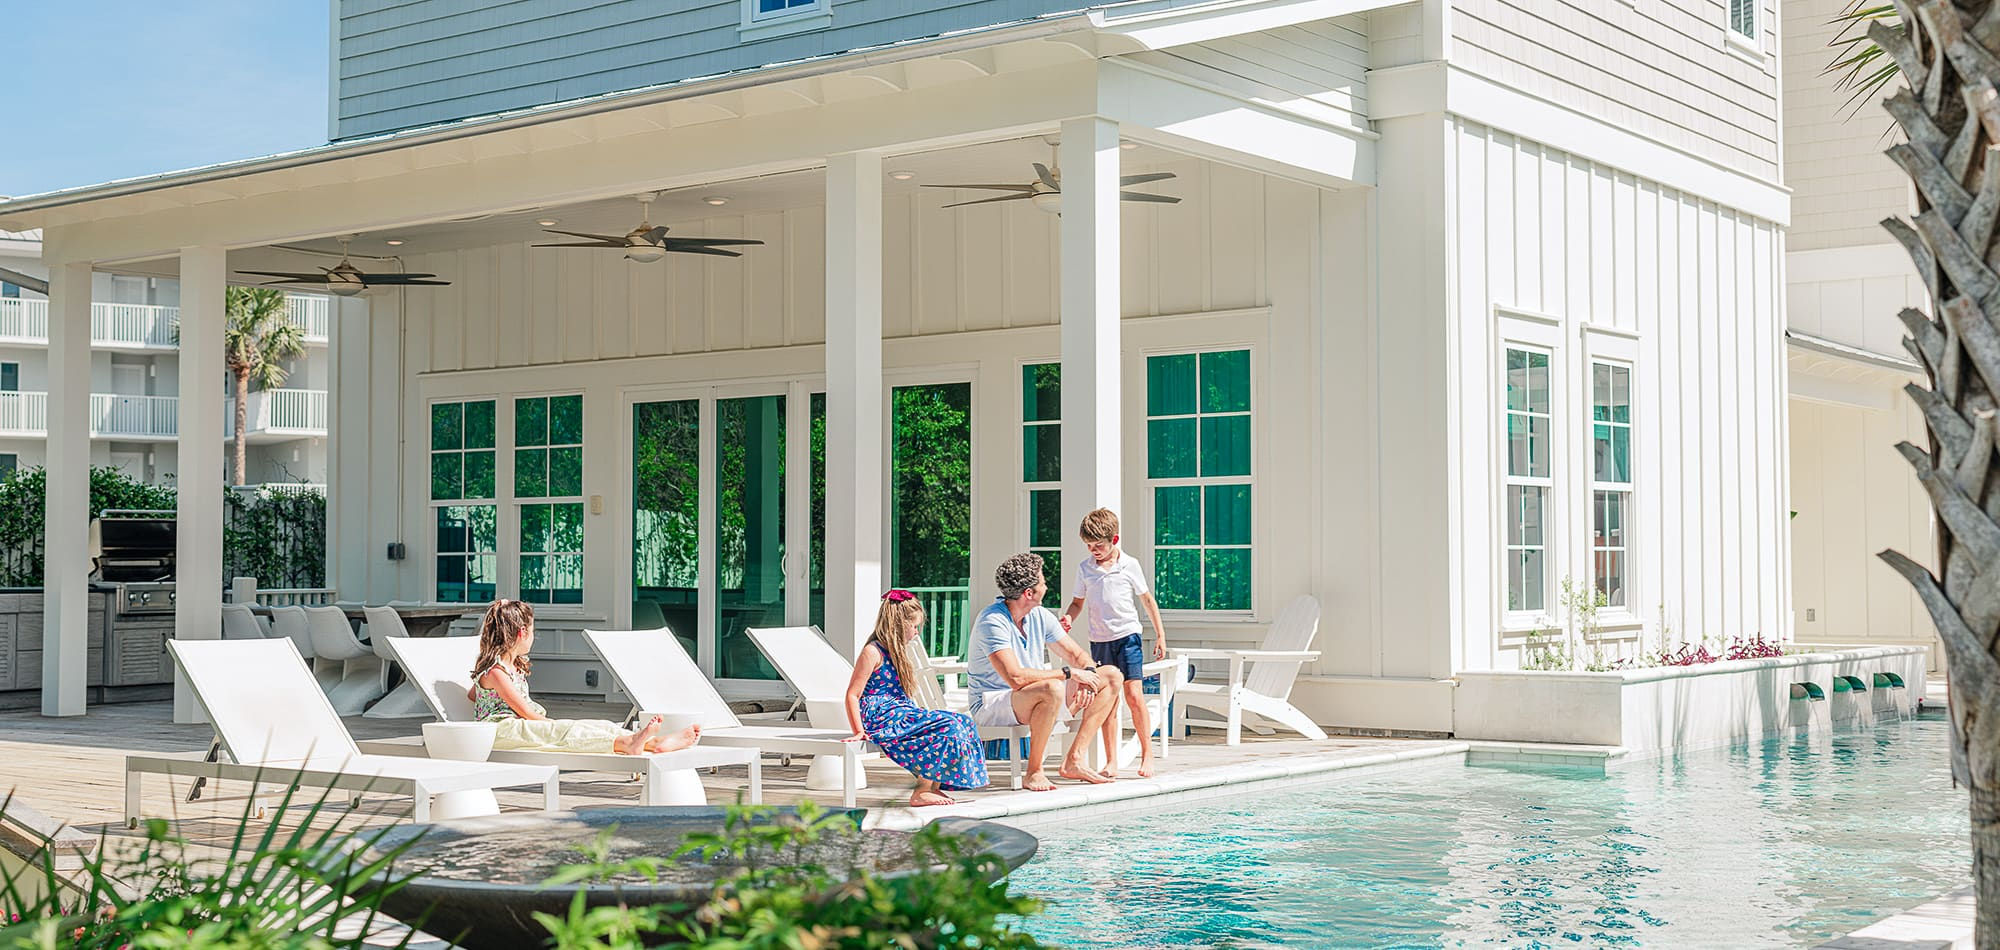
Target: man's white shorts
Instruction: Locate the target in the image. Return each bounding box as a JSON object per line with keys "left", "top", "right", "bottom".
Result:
{"left": 970, "top": 690, "right": 1024, "bottom": 728}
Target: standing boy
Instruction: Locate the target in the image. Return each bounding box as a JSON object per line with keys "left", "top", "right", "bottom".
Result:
{"left": 1060, "top": 508, "right": 1168, "bottom": 778}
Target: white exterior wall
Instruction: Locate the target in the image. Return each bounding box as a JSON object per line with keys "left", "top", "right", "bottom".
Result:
{"left": 333, "top": 157, "right": 1379, "bottom": 683}
{"left": 1448, "top": 118, "right": 1790, "bottom": 670}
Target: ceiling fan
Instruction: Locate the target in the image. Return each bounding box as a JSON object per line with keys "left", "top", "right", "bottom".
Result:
{"left": 534, "top": 193, "right": 764, "bottom": 263}
{"left": 239, "top": 236, "right": 450, "bottom": 297}
{"left": 926, "top": 138, "right": 1180, "bottom": 214}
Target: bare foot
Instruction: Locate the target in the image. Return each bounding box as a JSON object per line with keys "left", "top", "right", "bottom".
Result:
{"left": 1137, "top": 756, "right": 1157, "bottom": 778}
{"left": 909, "top": 789, "right": 957, "bottom": 807}
{"left": 1023, "top": 771, "right": 1055, "bottom": 792}
{"left": 645, "top": 724, "right": 701, "bottom": 754}
{"left": 1101, "top": 761, "right": 1119, "bottom": 779}
{"left": 1059, "top": 764, "right": 1114, "bottom": 784}
{"left": 614, "top": 715, "right": 663, "bottom": 755}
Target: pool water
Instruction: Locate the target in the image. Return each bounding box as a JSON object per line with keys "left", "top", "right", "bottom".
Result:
{"left": 1011, "top": 711, "right": 1968, "bottom": 948}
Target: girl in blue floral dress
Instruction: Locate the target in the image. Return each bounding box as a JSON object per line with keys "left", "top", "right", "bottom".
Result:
{"left": 842, "top": 590, "right": 989, "bottom": 806}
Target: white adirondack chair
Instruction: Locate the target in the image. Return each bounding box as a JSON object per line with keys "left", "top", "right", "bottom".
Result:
{"left": 125, "top": 638, "right": 559, "bottom": 827}
{"left": 1172, "top": 595, "right": 1327, "bottom": 745}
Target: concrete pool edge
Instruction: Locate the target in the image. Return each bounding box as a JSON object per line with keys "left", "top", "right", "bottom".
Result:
{"left": 1815, "top": 884, "right": 1972, "bottom": 949}
{"left": 865, "top": 741, "right": 1472, "bottom": 831}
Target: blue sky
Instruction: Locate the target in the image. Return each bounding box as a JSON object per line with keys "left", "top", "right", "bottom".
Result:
{"left": 3, "top": 2, "right": 328, "bottom": 198}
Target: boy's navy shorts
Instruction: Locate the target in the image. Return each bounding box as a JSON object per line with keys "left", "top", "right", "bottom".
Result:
{"left": 1090, "top": 633, "right": 1145, "bottom": 680}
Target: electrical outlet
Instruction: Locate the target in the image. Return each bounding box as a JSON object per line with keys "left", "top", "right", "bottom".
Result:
{"left": 585, "top": 668, "right": 599, "bottom": 688}
{"left": 1805, "top": 608, "right": 1816, "bottom": 622}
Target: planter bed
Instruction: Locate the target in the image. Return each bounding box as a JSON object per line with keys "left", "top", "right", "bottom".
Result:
{"left": 1452, "top": 646, "right": 1928, "bottom": 757}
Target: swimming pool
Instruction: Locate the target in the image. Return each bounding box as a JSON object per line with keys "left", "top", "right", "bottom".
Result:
{"left": 1010, "top": 711, "right": 1967, "bottom": 947}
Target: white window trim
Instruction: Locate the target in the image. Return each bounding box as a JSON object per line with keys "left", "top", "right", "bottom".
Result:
{"left": 1019, "top": 359, "right": 1064, "bottom": 604}
{"left": 1495, "top": 312, "right": 1565, "bottom": 635}
{"left": 1723, "top": 0, "right": 1763, "bottom": 57}
{"left": 1142, "top": 344, "right": 1256, "bottom": 619}
{"left": 427, "top": 396, "right": 501, "bottom": 607}
{"left": 739, "top": 0, "right": 831, "bottom": 41}
{"left": 1581, "top": 325, "right": 1643, "bottom": 631}
{"left": 513, "top": 391, "right": 587, "bottom": 611}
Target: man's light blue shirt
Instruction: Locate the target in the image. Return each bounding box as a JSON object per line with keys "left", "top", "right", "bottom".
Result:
{"left": 967, "top": 597, "right": 1063, "bottom": 712}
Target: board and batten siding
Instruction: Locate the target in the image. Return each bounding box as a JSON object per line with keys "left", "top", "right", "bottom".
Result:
{"left": 340, "top": 159, "right": 1383, "bottom": 686}
{"left": 1450, "top": 0, "right": 1782, "bottom": 183}
{"left": 1449, "top": 118, "right": 1789, "bottom": 671}
{"left": 337, "top": 0, "right": 1113, "bottom": 140}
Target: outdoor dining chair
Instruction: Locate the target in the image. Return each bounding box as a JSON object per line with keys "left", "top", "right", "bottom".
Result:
{"left": 125, "top": 638, "right": 559, "bottom": 828}
{"left": 306, "top": 605, "right": 383, "bottom": 716}
{"left": 269, "top": 605, "right": 314, "bottom": 662}
{"left": 361, "top": 606, "right": 430, "bottom": 719}
{"left": 352, "top": 635, "right": 761, "bottom": 806}
{"left": 220, "top": 603, "right": 269, "bottom": 641}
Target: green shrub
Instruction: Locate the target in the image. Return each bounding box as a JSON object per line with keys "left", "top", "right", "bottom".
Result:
{"left": 224, "top": 487, "right": 326, "bottom": 589}
{"left": 0, "top": 467, "right": 178, "bottom": 586}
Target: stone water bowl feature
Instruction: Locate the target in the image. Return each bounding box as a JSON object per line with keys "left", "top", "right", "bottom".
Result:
{"left": 348, "top": 806, "right": 1039, "bottom": 949}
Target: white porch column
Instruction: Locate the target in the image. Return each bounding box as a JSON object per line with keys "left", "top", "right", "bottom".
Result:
{"left": 824, "top": 150, "right": 884, "bottom": 660}
{"left": 1059, "top": 117, "right": 1122, "bottom": 550}
{"left": 41, "top": 261, "right": 93, "bottom": 717}
{"left": 173, "top": 246, "right": 226, "bottom": 723}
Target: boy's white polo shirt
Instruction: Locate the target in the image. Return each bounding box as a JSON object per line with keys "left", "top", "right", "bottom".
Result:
{"left": 1072, "top": 552, "right": 1150, "bottom": 643}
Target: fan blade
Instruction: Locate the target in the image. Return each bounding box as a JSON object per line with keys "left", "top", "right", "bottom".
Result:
{"left": 238, "top": 270, "right": 335, "bottom": 281}
{"left": 257, "top": 277, "right": 330, "bottom": 287}
{"left": 941, "top": 193, "right": 1037, "bottom": 209}
{"left": 358, "top": 274, "right": 452, "bottom": 284}
{"left": 541, "top": 228, "right": 628, "bottom": 243}
{"left": 1119, "top": 191, "right": 1182, "bottom": 204}
{"left": 667, "top": 246, "right": 746, "bottom": 258}
{"left": 370, "top": 278, "right": 452, "bottom": 286}
{"left": 921, "top": 183, "right": 1036, "bottom": 192}
{"left": 1120, "top": 172, "right": 1176, "bottom": 186}
{"left": 662, "top": 237, "right": 765, "bottom": 248}
{"left": 1033, "top": 163, "right": 1060, "bottom": 190}
{"left": 532, "top": 242, "right": 626, "bottom": 249}
{"left": 643, "top": 226, "right": 670, "bottom": 244}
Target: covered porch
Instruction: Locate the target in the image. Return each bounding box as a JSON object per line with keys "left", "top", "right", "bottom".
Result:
{"left": 1, "top": 4, "right": 1394, "bottom": 724}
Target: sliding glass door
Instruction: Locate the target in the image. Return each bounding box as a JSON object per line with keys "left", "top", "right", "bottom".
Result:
{"left": 715, "top": 393, "right": 785, "bottom": 681}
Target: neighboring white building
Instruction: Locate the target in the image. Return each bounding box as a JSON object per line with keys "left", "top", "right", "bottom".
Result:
{"left": 4, "top": 0, "right": 1793, "bottom": 729}
{"left": 0, "top": 230, "right": 330, "bottom": 487}
{"left": 1779, "top": 0, "right": 1939, "bottom": 666}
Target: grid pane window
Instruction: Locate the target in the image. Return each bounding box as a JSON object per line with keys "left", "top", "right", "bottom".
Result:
{"left": 1023, "top": 363, "right": 1063, "bottom": 607}
{"left": 431, "top": 400, "right": 497, "bottom": 602}
{"left": 1503, "top": 349, "right": 1551, "bottom": 613}
{"left": 1728, "top": 0, "right": 1754, "bottom": 39}
{"left": 515, "top": 394, "right": 584, "bottom": 603}
{"left": 1147, "top": 349, "right": 1252, "bottom": 611}
{"left": 755, "top": 0, "right": 819, "bottom": 16}
{"left": 1592, "top": 361, "right": 1634, "bottom": 608}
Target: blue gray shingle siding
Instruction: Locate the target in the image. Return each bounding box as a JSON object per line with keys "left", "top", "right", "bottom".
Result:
{"left": 334, "top": 0, "right": 1147, "bottom": 140}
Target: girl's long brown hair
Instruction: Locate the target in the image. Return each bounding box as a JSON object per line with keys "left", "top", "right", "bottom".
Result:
{"left": 473, "top": 599, "right": 535, "bottom": 680}
{"left": 867, "top": 597, "right": 927, "bottom": 699}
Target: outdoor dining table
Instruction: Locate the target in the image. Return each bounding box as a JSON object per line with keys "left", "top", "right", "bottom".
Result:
{"left": 248, "top": 602, "right": 475, "bottom": 639}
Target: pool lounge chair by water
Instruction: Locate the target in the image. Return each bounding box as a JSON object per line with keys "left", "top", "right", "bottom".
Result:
{"left": 125, "top": 638, "right": 559, "bottom": 826}
{"left": 584, "top": 628, "right": 880, "bottom": 807}
{"left": 359, "top": 635, "right": 762, "bottom": 805}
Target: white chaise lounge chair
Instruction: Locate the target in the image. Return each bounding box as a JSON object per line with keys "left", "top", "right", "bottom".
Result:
{"left": 583, "top": 628, "right": 880, "bottom": 807}
{"left": 1171, "top": 595, "right": 1328, "bottom": 745}
{"left": 358, "top": 636, "right": 761, "bottom": 805}
{"left": 125, "top": 638, "right": 560, "bottom": 827}
{"left": 747, "top": 625, "right": 1064, "bottom": 791}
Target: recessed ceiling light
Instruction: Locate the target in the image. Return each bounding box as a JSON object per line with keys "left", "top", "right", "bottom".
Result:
{"left": 385, "top": 239, "right": 405, "bottom": 246}
{"left": 888, "top": 170, "right": 917, "bottom": 181}
{"left": 536, "top": 218, "right": 558, "bottom": 227}
{"left": 703, "top": 196, "right": 729, "bottom": 206}
{"left": 1120, "top": 141, "right": 1138, "bottom": 150}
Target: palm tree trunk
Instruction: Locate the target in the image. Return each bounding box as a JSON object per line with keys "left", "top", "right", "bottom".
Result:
{"left": 233, "top": 370, "right": 249, "bottom": 487}
{"left": 1876, "top": 2, "right": 2000, "bottom": 945}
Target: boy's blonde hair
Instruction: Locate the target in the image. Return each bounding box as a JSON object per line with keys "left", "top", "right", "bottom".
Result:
{"left": 1078, "top": 508, "right": 1120, "bottom": 543}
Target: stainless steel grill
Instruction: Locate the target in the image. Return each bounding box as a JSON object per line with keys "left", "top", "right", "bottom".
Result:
{"left": 114, "top": 581, "right": 177, "bottom": 615}
{"left": 95, "top": 509, "right": 177, "bottom": 614}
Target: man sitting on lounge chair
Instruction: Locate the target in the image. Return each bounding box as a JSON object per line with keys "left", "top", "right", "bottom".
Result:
{"left": 965, "top": 552, "right": 1124, "bottom": 791}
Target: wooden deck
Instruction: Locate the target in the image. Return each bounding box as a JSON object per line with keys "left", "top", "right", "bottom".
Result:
{"left": 0, "top": 698, "right": 1458, "bottom": 852}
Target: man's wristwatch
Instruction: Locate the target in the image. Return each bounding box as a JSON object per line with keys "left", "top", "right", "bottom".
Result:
{"left": 1061, "top": 665, "right": 1073, "bottom": 680}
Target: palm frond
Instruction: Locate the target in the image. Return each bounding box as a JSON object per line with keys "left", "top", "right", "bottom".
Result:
{"left": 1823, "top": 2, "right": 1903, "bottom": 120}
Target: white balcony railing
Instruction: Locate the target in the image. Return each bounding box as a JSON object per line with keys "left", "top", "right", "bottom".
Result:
{"left": 227, "top": 388, "right": 328, "bottom": 437}
{"left": 0, "top": 391, "right": 177, "bottom": 438}
{"left": 0, "top": 299, "right": 49, "bottom": 344}
{"left": 0, "top": 293, "right": 327, "bottom": 347}
{"left": 91, "top": 393, "right": 179, "bottom": 438}
{"left": 92, "top": 303, "right": 179, "bottom": 348}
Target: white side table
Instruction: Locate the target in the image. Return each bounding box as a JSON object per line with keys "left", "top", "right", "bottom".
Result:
{"left": 421, "top": 721, "right": 501, "bottom": 819}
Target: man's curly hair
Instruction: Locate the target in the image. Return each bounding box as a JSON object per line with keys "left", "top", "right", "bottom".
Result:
{"left": 994, "top": 552, "right": 1046, "bottom": 601}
